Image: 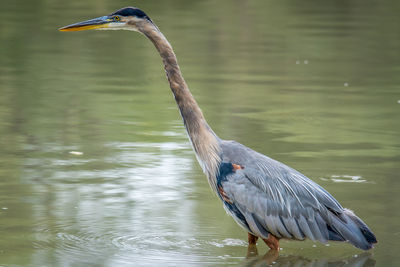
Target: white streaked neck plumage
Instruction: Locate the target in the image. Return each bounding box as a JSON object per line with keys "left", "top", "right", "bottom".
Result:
{"left": 138, "top": 21, "right": 221, "bottom": 189}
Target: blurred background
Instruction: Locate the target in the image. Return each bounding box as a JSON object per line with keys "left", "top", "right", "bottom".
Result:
{"left": 0, "top": 0, "right": 399, "bottom": 266}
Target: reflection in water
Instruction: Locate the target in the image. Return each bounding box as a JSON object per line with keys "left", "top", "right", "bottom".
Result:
{"left": 28, "top": 141, "right": 202, "bottom": 266}
{"left": 243, "top": 251, "right": 375, "bottom": 267}
{"left": 320, "top": 175, "right": 368, "bottom": 183}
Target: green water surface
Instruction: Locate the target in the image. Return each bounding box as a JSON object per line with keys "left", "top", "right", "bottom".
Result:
{"left": 0, "top": 0, "right": 399, "bottom": 266}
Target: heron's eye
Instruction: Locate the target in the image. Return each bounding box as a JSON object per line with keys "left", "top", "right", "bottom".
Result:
{"left": 114, "top": 16, "right": 121, "bottom": 21}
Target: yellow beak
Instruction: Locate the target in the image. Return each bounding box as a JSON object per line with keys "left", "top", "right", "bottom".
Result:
{"left": 59, "top": 16, "right": 111, "bottom": 32}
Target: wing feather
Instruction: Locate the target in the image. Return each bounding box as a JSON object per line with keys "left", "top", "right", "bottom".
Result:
{"left": 220, "top": 140, "right": 344, "bottom": 243}
{"left": 282, "top": 216, "right": 304, "bottom": 240}
{"left": 219, "top": 140, "right": 376, "bottom": 250}
{"left": 298, "top": 216, "right": 316, "bottom": 241}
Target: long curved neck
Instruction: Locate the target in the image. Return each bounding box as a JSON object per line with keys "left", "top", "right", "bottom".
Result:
{"left": 140, "top": 22, "right": 221, "bottom": 182}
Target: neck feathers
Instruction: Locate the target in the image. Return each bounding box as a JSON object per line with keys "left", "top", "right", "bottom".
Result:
{"left": 140, "top": 23, "right": 221, "bottom": 187}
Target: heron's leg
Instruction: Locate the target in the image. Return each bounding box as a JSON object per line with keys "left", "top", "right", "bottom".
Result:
{"left": 247, "top": 233, "right": 259, "bottom": 258}
{"left": 262, "top": 234, "right": 280, "bottom": 251}
{"left": 248, "top": 233, "right": 258, "bottom": 245}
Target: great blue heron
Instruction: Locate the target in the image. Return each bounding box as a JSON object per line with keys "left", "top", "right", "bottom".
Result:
{"left": 59, "top": 7, "right": 377, "bottom": 251}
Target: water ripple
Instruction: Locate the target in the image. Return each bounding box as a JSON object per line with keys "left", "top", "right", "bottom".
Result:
{"left": 33, "top": 230, "right": 245, "bottom": 266}
{"left": 320, "top": 174, "right": 368, "bottom": 183}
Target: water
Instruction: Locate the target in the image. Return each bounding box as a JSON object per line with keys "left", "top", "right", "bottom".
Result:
{"left": 0, "top": 0, "right": 399, "bottom": 266}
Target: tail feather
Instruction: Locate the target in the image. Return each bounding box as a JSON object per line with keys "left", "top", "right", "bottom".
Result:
{"left": 327, "top": 224, "right": 345, "bottom": 241}
{"left": 327, "top": 209, "right": 377, "bottom": 250}
{"left": 344, "top": 209, "right": 377, "bottom": 244}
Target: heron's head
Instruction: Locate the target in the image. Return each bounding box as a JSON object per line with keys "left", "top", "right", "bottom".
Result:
{"left": 59, "top": 7, "right": 153, "bottom": 32}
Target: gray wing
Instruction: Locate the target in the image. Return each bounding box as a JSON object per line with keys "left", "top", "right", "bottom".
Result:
{"left": 219, "top": 140, "right": 375, "bottom": 249}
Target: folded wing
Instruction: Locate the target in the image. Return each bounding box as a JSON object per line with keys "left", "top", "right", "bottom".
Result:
{"left": 219, "top": 140, "right": 377, "bottom": 250}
